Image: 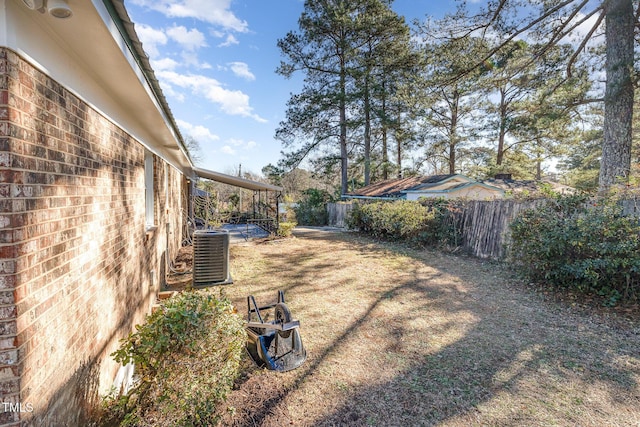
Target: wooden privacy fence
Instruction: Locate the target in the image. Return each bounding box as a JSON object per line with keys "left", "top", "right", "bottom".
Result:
{"left": 454, "top": 197, "right": 640, "bottom": 259}
{"left": 329, "top": 199, "right": 543, "bottom": 259}
{"left": 452, "top": 199, "right": 544, "bottom": 259}
{"left": 330, "top": 197, "right": 639, "bottom": 260}
{"left": 327, "top": 202, "right": 354, "bottom": 228}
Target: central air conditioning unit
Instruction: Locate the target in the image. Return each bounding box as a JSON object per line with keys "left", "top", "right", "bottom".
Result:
{"left": 192, "top": 229, "right": 233, "bottom": 287}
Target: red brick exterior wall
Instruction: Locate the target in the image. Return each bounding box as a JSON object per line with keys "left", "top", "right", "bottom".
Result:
{"left": 0, "top": 48, "right": 188, "bottom": 426}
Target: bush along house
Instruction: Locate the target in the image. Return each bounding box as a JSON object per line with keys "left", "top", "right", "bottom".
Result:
{"left": 0, "top": 1, "right": 198, "bottom": 424}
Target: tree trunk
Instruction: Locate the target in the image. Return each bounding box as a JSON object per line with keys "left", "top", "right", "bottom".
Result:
{"left": 496, "top": 88, "right": 507, "bottom": 166}
{"left": 382, "top": 126, "right": 389, "bottom": 180}
{"left": 381, "top": 85, "right": 389, "bottom": 180}
{"left": 599, "top": 0, "right": 634, "bottom": 192}
{"left": 340, "top": 54, "right": 349, "bottom": 195}
{"left": 364, "top": 73, "right": 372, "bottom": 186}
{"left": 397, "top": 124, "right": 403, "bottom": 178}
{"left": 449, "top": 89, "right": 460, "bottom": 174}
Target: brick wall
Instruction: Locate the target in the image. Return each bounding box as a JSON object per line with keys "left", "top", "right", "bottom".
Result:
{"left": 0, "top": 48, "right": 188, "bottom": 426}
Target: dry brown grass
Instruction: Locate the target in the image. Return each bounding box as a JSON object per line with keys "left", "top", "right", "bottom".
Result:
{"left": 172, "top": 227, "right": 640, "bottom": 427}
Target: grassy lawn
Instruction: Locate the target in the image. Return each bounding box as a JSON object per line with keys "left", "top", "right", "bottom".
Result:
{"left": 192, "top": 227, "right": 639, "bottom": 426}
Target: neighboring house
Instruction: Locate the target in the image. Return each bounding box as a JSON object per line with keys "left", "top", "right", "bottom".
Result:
{"left": 346, "top": 174, "right": 504, "bottom": 201}
{"left": 482, "top": 177, "right": 575, "bottom": 196}
{"left": 0, "top": 1, "right": 210, "bottom": 425}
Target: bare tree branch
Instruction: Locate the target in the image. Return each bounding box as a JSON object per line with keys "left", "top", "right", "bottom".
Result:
{"left": 567, "top": 9, "right": 606, "bottom": 77}
{"left": 441, "top": 0, "right": 595, "bottom": 86}
{"left": 482, "top": 0, "right": 510, "bottom": 39}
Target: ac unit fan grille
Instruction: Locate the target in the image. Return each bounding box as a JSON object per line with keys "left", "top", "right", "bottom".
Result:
{"left": 192, "top": 230, "right": 232, "bottom": 287}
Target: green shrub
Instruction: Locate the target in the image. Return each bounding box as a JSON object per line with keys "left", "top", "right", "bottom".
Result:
{"left": 294, "top": 188, "right": 333, "bottom": 226}
{"left": 101, "top": 290, "right": 246, "bottom": 426}
{"left": 418, "top": 198, "right": 463, "bottom": 247}
{"left": 349, "top": 199, "right": 463, "bottom": 247}
{"left": 349, "top": 200, "right": 436, "bottom": 245}
{"left": 510, "top": 194, "right": 640, "bottom": 305}
{"left": 277, "top": 221, "right": 297, "bottom": 237}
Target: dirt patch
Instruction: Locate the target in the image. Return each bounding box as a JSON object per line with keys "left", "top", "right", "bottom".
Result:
{"left": 165, "top": 245, "right": 194, "bottom": 291}
{"left": 172, "top": 229, "right": 640, "bottom": 426}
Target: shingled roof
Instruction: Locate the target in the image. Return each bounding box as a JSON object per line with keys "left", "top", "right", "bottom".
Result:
{"left": 482, "top": 178, "right": 575, "bottom": 194}
{"left": 347, "top": 175, "right": 459, "bottom": 198}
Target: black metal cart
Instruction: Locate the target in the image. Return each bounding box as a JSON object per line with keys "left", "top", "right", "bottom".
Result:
{"left": 246, "top": 291, "right": 306, "bottom": 372}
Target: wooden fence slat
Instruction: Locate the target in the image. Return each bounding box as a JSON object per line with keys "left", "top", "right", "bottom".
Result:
{"left": 327, "top": 202, "right": 354, "bottom": 228}
{"left": 458, "top": 199, "right": 545, "bottom": 259}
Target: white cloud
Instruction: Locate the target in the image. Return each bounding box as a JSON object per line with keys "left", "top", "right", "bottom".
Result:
{"left": 151, "top": 57, "right": 180, "bottom": 71}
{"left": 135, "top": 24, "right": 210, "bottom": 69}
{"left": 180, "top": 52, "right": 212, "bottom": 69}
{"left": 227, "top": 138, "right": 245, "bottom": 147}
{"left": 166, "top": 25, "right": 207, "bottom": 51}
{"left": 219, "top": 138, "right": 258, "bottom": 156}
{"left": 218, "top": 34, "right": 240, "bottom": 48}
{"left": 177, "top": 119, "right": 220, "bottom": 143}
{"left": 221, "top": 145, "right": 236, "bottom": 154}
{"left": 130, "top": 0, "right": 248, "bottom": 32}
{"left": 157, "top": 71, "right": 267, "bottom": 122}
{"left": 135, "top": 23, "right": 168, "bottom": 57}
{"left": 228, "top": 62, "right": 255, "bottom": 81}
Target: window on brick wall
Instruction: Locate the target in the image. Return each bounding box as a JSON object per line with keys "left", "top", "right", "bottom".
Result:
{"left": 145, "top": 150, "right": 155, "bottom": 229}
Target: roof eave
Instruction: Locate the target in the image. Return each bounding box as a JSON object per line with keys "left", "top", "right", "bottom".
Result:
{"left": 105, "top": 0, "right": 193, "bottom": 170}
{"left": 194, "top": 167, "right": 283, "bottom": 192}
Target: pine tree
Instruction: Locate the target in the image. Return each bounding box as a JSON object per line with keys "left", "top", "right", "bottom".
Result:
{"left": 276, "top": 0, "right": 363, "bottom": 195}
{"left": 416, "top": 30, "right": 488, "bottom": 174}
{"left": 456, "top": 0, "right": 635, "bottom": 191}
{"left": 276, "top": 0, "right": 418, "bottom": 192}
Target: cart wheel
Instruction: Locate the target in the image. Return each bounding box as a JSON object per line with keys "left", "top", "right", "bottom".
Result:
{"left": 274, "top": 303, "right": 292, "bottom": 338}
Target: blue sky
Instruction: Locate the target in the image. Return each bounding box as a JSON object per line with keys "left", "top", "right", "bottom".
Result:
{"left": 126, "top": 1, "right": 476, "bottom": 176}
